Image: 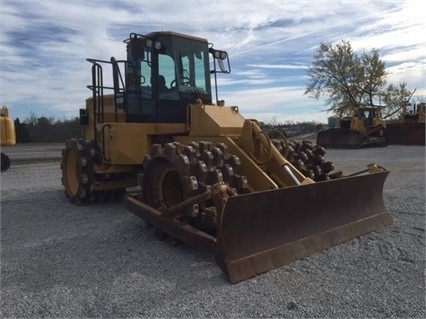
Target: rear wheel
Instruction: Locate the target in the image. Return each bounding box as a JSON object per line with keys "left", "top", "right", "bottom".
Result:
{"left": 61, "top": 138, "right": 94, "bottom": 204}
{"left": 61, "top": 138, "right": 135, "bottom": 205}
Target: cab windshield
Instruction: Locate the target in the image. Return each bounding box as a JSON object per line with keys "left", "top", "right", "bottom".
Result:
{"left": 156, "top": 35, "right": 211, "bottom": 103}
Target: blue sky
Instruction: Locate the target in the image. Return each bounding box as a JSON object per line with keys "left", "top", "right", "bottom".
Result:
{"left": 1, "top": 0, "right": 425, "bottom": 124}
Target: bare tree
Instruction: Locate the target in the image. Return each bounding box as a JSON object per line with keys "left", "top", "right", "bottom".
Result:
{"left": 381, "top": 82, "right": 413, "bottom": 118}
{"left": 304, "top": 40, "right": 388, "bottom": 116}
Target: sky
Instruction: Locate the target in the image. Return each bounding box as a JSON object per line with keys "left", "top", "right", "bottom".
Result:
{"left": 1, "top": 0, "right": 425, "bottom": 124}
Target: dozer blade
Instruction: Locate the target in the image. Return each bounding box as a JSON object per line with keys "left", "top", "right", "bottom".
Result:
{"left": 386, "top": 123, "right": 425, "bottom": 145}
{"left": 124, "top": 170, "right": 392, "bottom": 284}
{"left": 317, "top": 128, "right": 363, "bottom": 148}
{"left": 215, "top": 170, "right": 392, "bottom": 283}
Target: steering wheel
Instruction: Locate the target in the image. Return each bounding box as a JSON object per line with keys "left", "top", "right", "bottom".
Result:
{"left": 170, "top": 77, "right": 191, "bottom": 88}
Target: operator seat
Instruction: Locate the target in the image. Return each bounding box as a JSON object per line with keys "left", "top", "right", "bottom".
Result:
{"left": 158, "top": 75, "right": 169, "bottom": 93}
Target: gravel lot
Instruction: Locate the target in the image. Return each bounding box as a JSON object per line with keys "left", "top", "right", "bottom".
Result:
{"left": 1, "top": 145, "right": 425, "bottom": 318}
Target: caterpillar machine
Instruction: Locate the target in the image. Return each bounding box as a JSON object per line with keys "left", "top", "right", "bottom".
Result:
{"left": 1, "top": 105, "right": 16, "bottom": 172}
{"left": 316, "top": 106, "right": 388, "bottom": 148}
{"left": 61, "top": 31, "right": 393, "bottom": 283}
{"left": 386, "top": 102, "right": 425, "bottom": 145}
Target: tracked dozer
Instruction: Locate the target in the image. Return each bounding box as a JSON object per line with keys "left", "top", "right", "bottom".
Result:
{"left": 61, "top": 31, "right": 393, "bottom": 283}
{"left": 317, "top": 107, "right": 388, "bottom": 148}
{"left": 1, "top": 105, "right": 16, "bottom": 172}
{"left": 386, "top": 102, "right": 425, "bottom": 145}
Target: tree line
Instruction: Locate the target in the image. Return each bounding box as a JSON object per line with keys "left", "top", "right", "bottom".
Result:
{"left": 14, "top": 115, "right": 83, "bottom": 143}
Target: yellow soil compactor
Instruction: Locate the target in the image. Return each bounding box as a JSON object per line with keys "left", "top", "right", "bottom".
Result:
{"left": 61, "top": 31, "right": 393, "bottom": 283}
{"left": 317, "top": 107, "right": 388, "bottom": 149}
{"left": 1, "top": 106, "right": 16, "bottom": 172}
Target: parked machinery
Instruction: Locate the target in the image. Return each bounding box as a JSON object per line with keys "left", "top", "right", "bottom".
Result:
{"left": 61, "top": 31, "right": 393, "bottom": 283}
{"left": 1, "top": 106, "right": 16, "bottom": 172}
{"left": 386, "top": 102, "right": 425, "bottom": 145}
{"left": 317, "top": 106, "right": 388, "bottom": 148}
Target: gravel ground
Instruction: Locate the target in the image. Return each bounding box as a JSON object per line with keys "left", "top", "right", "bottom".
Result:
{"left": 1, "top": 145, "right": 425, "bottom": 318}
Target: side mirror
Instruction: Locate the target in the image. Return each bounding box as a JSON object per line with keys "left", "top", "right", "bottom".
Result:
{"left": 209, "top": 48, "right": 231, "bottom": 74}
{"left": 128, "top": 37, "right": 145, "bottom": 61}
{"left": 79, "top": 108, "right": 88, "bottom": 125}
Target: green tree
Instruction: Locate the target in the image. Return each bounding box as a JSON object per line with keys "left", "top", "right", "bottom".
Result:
{"left": 304, "top": 40, "right": 410, "bottom": 117}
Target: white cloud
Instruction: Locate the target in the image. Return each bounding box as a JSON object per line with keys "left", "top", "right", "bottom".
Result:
{"left": 247, "top": 64, "right": 308, "bottom": 70}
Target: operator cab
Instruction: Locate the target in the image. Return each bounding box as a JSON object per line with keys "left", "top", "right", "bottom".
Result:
{"left": 358, "top": 107, "right": 382, "bottom": 127}
{"left": 123, "top": 31, "right": 230, "bottom": 123}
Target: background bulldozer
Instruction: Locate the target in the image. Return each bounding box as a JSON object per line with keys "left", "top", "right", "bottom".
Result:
{"left": 317, "top": 106, "right": 388, "bottom": 148}
{"left": 386, "top": 102, "right": 425, "bottom": 145}
{"left": 61, "top": 31, "right": 393, "bottom": 283}
{"left": 1, "top": 105, "right": 16, "bottom": 172}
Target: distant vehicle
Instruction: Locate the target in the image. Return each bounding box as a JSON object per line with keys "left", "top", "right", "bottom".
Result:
{"left": 1, "top": 106, "right": 16, "bottom": 172}
{"left": 386, "top": 102, "right": 425, "bottom": 145}
{"left": 317, "top": 106, "right": 387, "bottom": 148}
